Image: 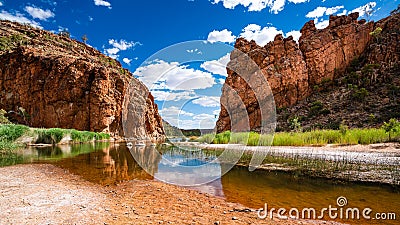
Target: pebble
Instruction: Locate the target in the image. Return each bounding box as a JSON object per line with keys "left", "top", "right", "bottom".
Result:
{"left": 232, "top": 216, "right": 238, "bottom": 220}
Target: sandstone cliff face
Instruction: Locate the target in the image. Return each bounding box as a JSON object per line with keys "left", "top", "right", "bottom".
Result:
{"left": 0, "top": 21, "right": 164, "bottom": 139}
{"left": 217, "top": 13, "right": 377, "bottom": 133}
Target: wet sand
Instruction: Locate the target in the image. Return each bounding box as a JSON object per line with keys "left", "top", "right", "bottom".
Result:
{"left": 0, "top": 164, "right": 345, "bottom": 225}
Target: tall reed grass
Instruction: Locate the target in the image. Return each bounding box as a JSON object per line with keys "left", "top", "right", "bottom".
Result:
{"left": 0, "top": 124, "right": 111, "bottom": 149}
{"left": 197, "top": 128, "right": 399, "bottom": 146}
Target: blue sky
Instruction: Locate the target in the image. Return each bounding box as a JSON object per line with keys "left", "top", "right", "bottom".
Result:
{"left": 0, "top": 0, "right": 397, "bottom": 129}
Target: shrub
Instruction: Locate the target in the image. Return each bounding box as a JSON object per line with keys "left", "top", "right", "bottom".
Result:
{"left": 196, "top": 133, "right": 215, "bottom": 143}
{"left": 369, "top": 27, "right": 383, "bottom": 41}
{"left": 382, "top": 118, "right": 400, "bottom": 141}
{"left": 35, "top": 128, "right": 65, "bottom": 145}
{"left": 0, "top": 124, "right": 29, "bottom": 142}
{"left": 0, "top": 109, "right": 11, "bottom": 124}
{"left": 289, "top": 117, "right": 302, "bottom": 132}
{"left": 71, "top": 130, "right": 95, "bottom": 142}
{"left": 352, "top": 87, "right": 369, "bottom": 101}
{"left": 339, "top": 123, "right": 348, "bottom": 136}
{"left": 0, "top": 34, "right": 28, "bottom": 52}
{"left": 309, "top": 101, "right": 325, "bottom": 117}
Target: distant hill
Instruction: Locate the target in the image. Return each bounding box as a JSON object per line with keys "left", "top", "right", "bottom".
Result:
{"left": 162, "top": 119, "right": 215, "bottom": 137}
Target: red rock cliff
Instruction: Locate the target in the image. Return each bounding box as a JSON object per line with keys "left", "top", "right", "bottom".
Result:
{"left": 0, "top": 21, "right": 164, "bottom": 139}
{"left": 217, "top": 12, "right": 376, "bottom": 133}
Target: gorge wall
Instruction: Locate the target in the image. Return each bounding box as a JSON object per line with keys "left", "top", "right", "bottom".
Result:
{"left": 0, "top": 21, "right": 164, "bottom": 139}
{"left": 217, "top": 12, "right": 379, "bottom": 133}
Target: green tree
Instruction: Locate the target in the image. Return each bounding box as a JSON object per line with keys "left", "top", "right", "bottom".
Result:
{"left": 382, "top": 118, "right": 400, "bottom": 141}
{"left": 289, "top": 117, "right": 302, "bottom": 132}
{"left": 369, "top": 27, "right": 382, "bottom": 42}
{"left": 81, "top": 34, "right": 88, "bottom": 44}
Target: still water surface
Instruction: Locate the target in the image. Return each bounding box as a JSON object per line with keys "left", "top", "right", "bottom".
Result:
{"left": 3, "top": 142, "right": 400, "bottom": 225}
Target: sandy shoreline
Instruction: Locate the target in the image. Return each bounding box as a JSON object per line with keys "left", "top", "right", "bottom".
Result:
{"left": 0, "top": 164, "right": 345, "bottom": 225}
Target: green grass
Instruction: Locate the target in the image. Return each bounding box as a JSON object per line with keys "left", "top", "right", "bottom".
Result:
{"left": 0, "top": 124, "right": 29, "bottom": 142}
{"left": 197, "top": 127, "right": 399, "bottom": 146}
{"left": 0, "top": 124, "right": 110, "bottom": 147}
{"left": 0, "top": 124, "right": 110, "bottom": 167}
{"left": 70, "top": 129, "right": 110, "bottom": 142}
{"left": 35, "top": 128, "right": 65, "bottom": 144}
{"left": 0, "top": 124, "right": 28, "bottom": 155}
{"left": 35, "top": 128, "right": 110, "bottom": 144}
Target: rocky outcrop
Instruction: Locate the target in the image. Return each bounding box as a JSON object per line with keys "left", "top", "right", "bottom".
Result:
{"left": 366, "top": 12, "right": 400, "bottom": 73}
{"left": 217, "top": 13, "right": 378, "bottom": 133}
{"left": 300, "top": 13, "right": 373, "bottom": 85}
{"left": 0, "top": 21, "right": 164, "bottom": 140}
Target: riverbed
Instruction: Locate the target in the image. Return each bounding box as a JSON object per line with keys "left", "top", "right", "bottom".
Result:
{"left": 0, "top": 142, "right": 399, "bottom": 224}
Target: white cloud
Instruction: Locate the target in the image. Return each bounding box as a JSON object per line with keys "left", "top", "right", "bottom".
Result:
{"left": 325, "top": 6, "right": 344, "bottom": 15}
{"left": 104, "top": 39, "right": 141, "bottom": 59}
{"left": 0, "top": 10, "right": 41, "bottom": 28}
{"left": 159, "top": 106, "right": 194, "bottom": 117}
{"left": 212, "top": 0, "right": 267, "bottom": 12}
{"left": 192, "top": 113, "right": 217, "bottom": 129}
{"left": 218, "top": 78, "right": 225, "bottom": 84}
{"left": 285, "top": 30, "right": 301, "bottom": 42}
{"left": 315, "top": 18, "right": 329, "bottom": 29}
{"left": 213, "top": 109, "right": 221, "bottom": 115}
{"left": 94, "top": 0, "right": 112, "bottom": 9}
{"left": 306, "top": 5, "right": 344, "bottom": 18}
{"left": 239, "top": 24, "right": 303, "bottom": 45}
{"left": 240, "top": 24, "right": 282, "bottom": 46}
{"left": 123, "top": 58, "right": 132, "bottom": 65}
{"left": 207, "top": 29, "right": 236, "bottom": 43}
{"left": 0, "top": 2, "right": 3, "bottom": 7}
{"left": 350, "top": 2, "right": 376, "bottom": 17}
{"left": 212, "top": 0, "right": 306, "bottom": 13}
{"left": 200, "top": 53, "right": 230, "bottom": 77}
{"left": 108, "top": 39, "right": 139, "bottom": 51}
{"left": 151, "top": 90, "right": 197, "bottom": 102}
{"left": 193, "top": 113, "right": 215, "bottom": 120}
{"left": 306, "top": 6, "right": 326, "bottom": 18}
{"left": 133, "top": 60, "right": 215, "bottom": 91}
{"left": 159, "top": 106, "right": 196, "bottom": 129}
{"left": 192, "top": 96, "right": 220, "bottom": 107}
{"left": 24, "top": 6, "right": 54, "bottom": 21}
{"left": 178, "top": 118, "right": 216, "bottom": 130}
{"left": 160, "top": 106, "right": 218, "bottom": 129}
{"left": 186, "top": 48, "right": 202, "bottom": 54}
{"left": 269, "top": 0, "right": 285, "bottom": 14}
{"left": 288, "top": 0, "right": 309, "bottom": 3}
{"left": 337, "top": 10, "right": 347, "bottom": 16}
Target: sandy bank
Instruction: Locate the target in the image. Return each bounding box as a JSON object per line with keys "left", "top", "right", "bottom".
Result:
{"left": 0, "top": 164, "right": 345, "bottom": 225}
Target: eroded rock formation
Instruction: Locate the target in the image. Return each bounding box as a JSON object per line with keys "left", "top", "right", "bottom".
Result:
{"left": 0, "top": 21, "right": 164, "bottom": 139}
{"left": 217, "top": 13, "right": 379, "bottom": 132}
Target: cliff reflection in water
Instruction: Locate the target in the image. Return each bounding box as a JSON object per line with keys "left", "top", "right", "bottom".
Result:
{"left": 23, "top": 143, "right": 225, "bottom": 196}
{"left": 52, "top": 143, "right": 162, "bottom": 185}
